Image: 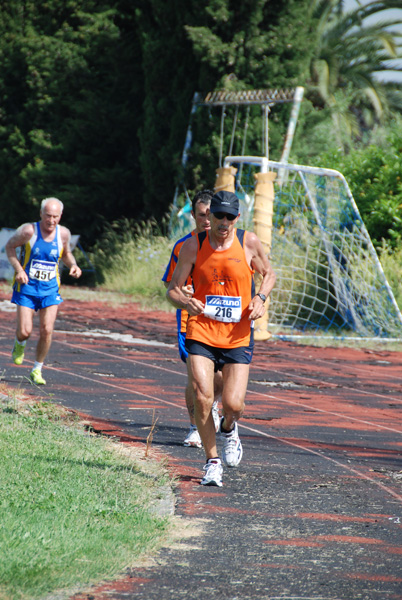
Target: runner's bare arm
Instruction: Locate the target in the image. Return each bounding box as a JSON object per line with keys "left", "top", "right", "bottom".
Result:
{"left": 60, "top": 227, "right": 82, "bottom": 279}
{"left": 166, "top": 237, "right": 204, "bottom": 315}
{"left": 163, "top": 241, "right": 193, "bottom": 295}
{"left": 163, "top": 280, "right": 193, "bottom": 297}
{"left": 245, "top": 231, "right": 276, "bottom": 320}
{"left": 5, "top": 224, "right": 35, "bottom": 285}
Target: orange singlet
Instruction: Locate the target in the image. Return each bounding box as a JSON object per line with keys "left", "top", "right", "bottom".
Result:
{"left": 186, "top": 229, "right": 255, "bottom": 349}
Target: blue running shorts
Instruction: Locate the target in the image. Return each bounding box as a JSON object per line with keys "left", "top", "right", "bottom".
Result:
{"left": 177, "top": 331, "right": 188, "bottom": 363}
{"left": 185, "top": 338, "right": 254, "bottom": 371}
{"left": 11, "top": 290, "right": 63, "bottom": 312}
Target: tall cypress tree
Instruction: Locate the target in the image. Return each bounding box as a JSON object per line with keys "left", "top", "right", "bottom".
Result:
{"left": 137, "top": 0, "right": 317, "bottom": 213}
{"left": 0, "top": 0, "right": 317, "bottom": 242}
{"left": 0, "top": 0, "right": 144, "bottom": 243}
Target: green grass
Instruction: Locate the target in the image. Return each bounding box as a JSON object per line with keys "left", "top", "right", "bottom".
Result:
{"left": 89, "top": 218, "right": 174, "bottom": 311}
{"left": 0, "top": 393, "right": 173, "bottom": 600}
{"left": 87, "top": 216, "right": 402, "bottom": 312}
{"left": 379, "top": 240, "right": 402, "bottom": 312}
{"left": 84, "top": 219, "right": 402, "bottom": 348}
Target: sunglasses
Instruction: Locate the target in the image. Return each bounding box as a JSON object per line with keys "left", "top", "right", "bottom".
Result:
{"left": 213, "top": 212, "right": 237, "bottom": 221}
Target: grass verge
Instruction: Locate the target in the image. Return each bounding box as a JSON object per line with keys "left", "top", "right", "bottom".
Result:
{"left": 88, "top": 218, "right": 174, "bottom": 312}
{"left": 0, "top": 385, "right": 174, "bottom": 600}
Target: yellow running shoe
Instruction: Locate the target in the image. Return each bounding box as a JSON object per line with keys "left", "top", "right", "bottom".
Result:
{"left": 30, "top": 368, "right": 46, "bottom": 385}
{"left": 12, "top": 341, "right": 25, "bottom": 365}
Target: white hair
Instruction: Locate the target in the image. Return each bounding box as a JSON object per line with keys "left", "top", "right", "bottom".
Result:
{"left": 41, "top": 197, "right": 64, "bottom": 213}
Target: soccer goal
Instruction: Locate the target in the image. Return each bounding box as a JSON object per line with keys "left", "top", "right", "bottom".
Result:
{"left": 223, "top": 155, "right": 402, "bottom": 339}
{"left": 172, "top": 88, "right": 402, "bottom": 339}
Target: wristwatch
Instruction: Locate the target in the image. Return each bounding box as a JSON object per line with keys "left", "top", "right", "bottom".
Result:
{"left": 256, "top": 292, "right": 267, "bottom": 303}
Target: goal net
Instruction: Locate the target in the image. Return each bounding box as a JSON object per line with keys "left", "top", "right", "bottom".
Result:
{"left": 172, "top": 88, "right": 402, "bottom": 338}
{"left": 228, "top": 158, "right": 402, "bottom": 338}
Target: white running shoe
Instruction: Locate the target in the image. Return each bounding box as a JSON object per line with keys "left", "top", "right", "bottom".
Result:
{"left": 201, "top": 458, "right": 223, "bottom": 487}
{"left": 221, "top": 419, "right": 243, "bottom": 467}
{"left": 183, "top": 425, "right": 202, "bottom": 448}
{"left": 212, "top": 400, "right": 220, "bottom": 432}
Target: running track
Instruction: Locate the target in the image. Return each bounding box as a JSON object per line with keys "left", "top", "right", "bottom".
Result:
{"left": 0, "top": 292, "right": 401, "bottom": 600}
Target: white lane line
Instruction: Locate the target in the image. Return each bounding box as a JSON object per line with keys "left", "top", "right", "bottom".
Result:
{"left": 252, "top": 362, "right": 402, "bottom": 406}
{"left": 254, "top": 349, "right": 402, "bottom": 385}
{"left": 56, "top": 329, "right": 175, "bottom": 348}
{"left": 239, "top": 421, "right": 402, "bottom": 503}
{"left": 1, "top": 322, "right": 401, "bottom": 432}
{"left": 246, "top": 388, "right": 402, "bottom": 435}
{"left": 54, "top": 339, "right": 402, "bottom": 434}
{"left": 0, "top": 344, "right": 401, "bottom": 504}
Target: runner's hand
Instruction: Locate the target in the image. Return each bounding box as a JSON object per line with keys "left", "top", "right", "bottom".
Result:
{"left": 186, "top": 297, "right": 204, "bottom": 316}
{"left": 15, "top": 270, "right": 29, "bottom": 285}
{"left": 182, "top": 284, "right": 194, "bottom": 298}
{"left": 247, "top": 296, "right": 266, "bottom": 320}
{"left": 69, "top": 265, "right": 82, "bottom": 278}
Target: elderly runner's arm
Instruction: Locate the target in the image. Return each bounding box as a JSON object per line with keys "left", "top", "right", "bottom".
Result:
{"left": 5, "top": 224, "right": 35, "bottom": 285}
{"left": 60, "top": 227, "right": 82, "bottom": 279}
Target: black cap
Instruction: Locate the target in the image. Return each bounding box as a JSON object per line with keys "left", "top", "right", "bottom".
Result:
{"left": 210, "top": 191, "right": 239, "bottom": 217}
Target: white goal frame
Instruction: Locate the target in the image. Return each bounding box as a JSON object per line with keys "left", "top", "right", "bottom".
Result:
{"left": 224, "top": 155, "right": 402, "bottom": 338}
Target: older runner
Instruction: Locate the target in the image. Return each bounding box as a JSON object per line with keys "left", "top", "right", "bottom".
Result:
{"left": 6, "top": 197, "right": 82, "bottom": 384}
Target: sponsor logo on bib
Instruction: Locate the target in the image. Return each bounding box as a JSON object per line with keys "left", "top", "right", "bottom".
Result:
{"left": 204, "top": 295, "right": 242, "bottom": 323}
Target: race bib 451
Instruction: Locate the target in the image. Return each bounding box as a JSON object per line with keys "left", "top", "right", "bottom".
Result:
{"left": 29, "top": 260, "right": 57, "bottom": 281}
{"left": 204, "top": 295, "right": 242, "bottom": 323}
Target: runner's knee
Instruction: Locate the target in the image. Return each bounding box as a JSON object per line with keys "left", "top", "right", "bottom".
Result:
{"left": 194, "top": 392, "right": 214, "bottom": 417}
{"left": 39, "top": 323, "right": 54, "bottom": 339}
{"left": 222, "top": 398, "right": 244, "bottom": 419}
{"left": 17, "top": 323, "right": 32, "bottom": 340}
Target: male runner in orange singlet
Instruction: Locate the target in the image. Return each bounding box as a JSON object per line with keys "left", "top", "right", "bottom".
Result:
{"left": 167, "top": 190, "right": 276, "bottom": 486}
{"left": 162, "top": 190, "right": 222, "bottom": 447}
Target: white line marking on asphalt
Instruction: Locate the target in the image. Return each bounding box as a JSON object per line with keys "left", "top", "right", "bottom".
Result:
{"left": 57, "top": 329, "right": 174, "bottom": 347}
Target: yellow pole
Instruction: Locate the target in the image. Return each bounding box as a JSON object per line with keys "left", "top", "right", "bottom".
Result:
{"left": 214, "top": 166, "right": 237, "bottom": 193}
{"left": 253, "top": 171, "right": 276, "bottom": 341}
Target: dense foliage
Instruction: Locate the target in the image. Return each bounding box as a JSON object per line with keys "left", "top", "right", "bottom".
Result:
{"left": 318, "top": 123, "right": 402, "bottom": 248}
{"left": 0, "top": 0, "right": 316, "bottom": 244}
{"left": 308, "top": 0, "right": 402, "bottom": 150}
{"left": 0, "top": 0, "right": 143, "bottom": 242}
{"left": 0, "top": 0, "right": 401, "bottom": 251}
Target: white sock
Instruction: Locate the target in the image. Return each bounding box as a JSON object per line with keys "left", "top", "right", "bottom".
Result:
{"left": 16, "top": 338, "right": 26, "bottom": 347}
{"left": 33, "top": 362, "right": 43, "bottom": 371}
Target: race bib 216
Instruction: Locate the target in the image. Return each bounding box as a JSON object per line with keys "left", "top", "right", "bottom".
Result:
{"left": 204, "top": 295, "right": 242, "bottom": 323}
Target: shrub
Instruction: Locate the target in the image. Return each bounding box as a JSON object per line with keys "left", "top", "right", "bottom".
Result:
{"left": 318, "top": 125, "right": 402, "bottom": 249}
{"left": 90, "top": 219, "right": 173, "bottom": 310}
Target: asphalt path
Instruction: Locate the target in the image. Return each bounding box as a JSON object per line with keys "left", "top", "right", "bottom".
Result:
{"left": 0, "top": 293, "right": 401, "bottom": 600}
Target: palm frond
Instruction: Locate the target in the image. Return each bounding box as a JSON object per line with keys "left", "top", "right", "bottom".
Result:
{"left": 308, "top": 0, "right": 402, "bottom": 149}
